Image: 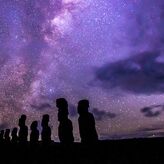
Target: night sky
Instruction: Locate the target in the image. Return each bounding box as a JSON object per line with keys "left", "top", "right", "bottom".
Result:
{"left": 0, "top": 0, "right": 164, "bottom": 141}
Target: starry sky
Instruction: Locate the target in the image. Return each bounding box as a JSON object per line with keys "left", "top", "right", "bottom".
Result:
{"left": 0, "top": 0, "right": 164, "bottom": 141}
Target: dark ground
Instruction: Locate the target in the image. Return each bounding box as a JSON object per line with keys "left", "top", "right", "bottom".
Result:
{"left": 1, "top": 138, "right": 164, "bottom": 164}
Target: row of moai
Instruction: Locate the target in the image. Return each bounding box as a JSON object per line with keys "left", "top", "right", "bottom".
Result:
{"left": 0, "top": 98, "right": 98, "bottom": 144}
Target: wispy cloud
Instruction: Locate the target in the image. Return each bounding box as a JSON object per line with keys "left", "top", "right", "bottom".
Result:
{"left": 94, "top": 51, "right": 164, "bottom": 94}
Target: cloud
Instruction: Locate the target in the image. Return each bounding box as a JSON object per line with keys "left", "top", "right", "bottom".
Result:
{"left": 68, "top": 105, "right": 117, "bottom": 119}
{"left": 92, "top": 108, "right": 116, "bottom": 121}
{"left": 99, "top": 132, "right": 154, "bottom": 140}
{"left": 94, "top": 51, "right": 164, "bottom": 94}
{"left": 134, "top": 125, "right": 164, "bottom": 138}
{"left": 139, "top": 127, "right": 164, "bottom": 132}
{"left": 100, "top": 126, "right": 164, "bottom": 140}
{"left": 141, "top": 104, "right": 164, "bottom": 117}
{"left": 31, "top": 103, "right": 52, "bottom": 111}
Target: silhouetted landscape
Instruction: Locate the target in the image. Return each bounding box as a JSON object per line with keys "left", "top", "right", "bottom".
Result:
{"left": 0, "top": 98, "right": 163, "bottom": 163}
{"left": 0, "top": 138, "right": 164, "bottom": 163}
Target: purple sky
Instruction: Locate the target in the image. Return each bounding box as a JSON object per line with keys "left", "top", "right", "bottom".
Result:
{"left": 0, "top": 0, "right": 164, "bottom": 141}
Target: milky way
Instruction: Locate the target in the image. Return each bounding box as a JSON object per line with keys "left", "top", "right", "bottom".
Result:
{"left": 0, "top": 0, "right": 164, "bottom": 141}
